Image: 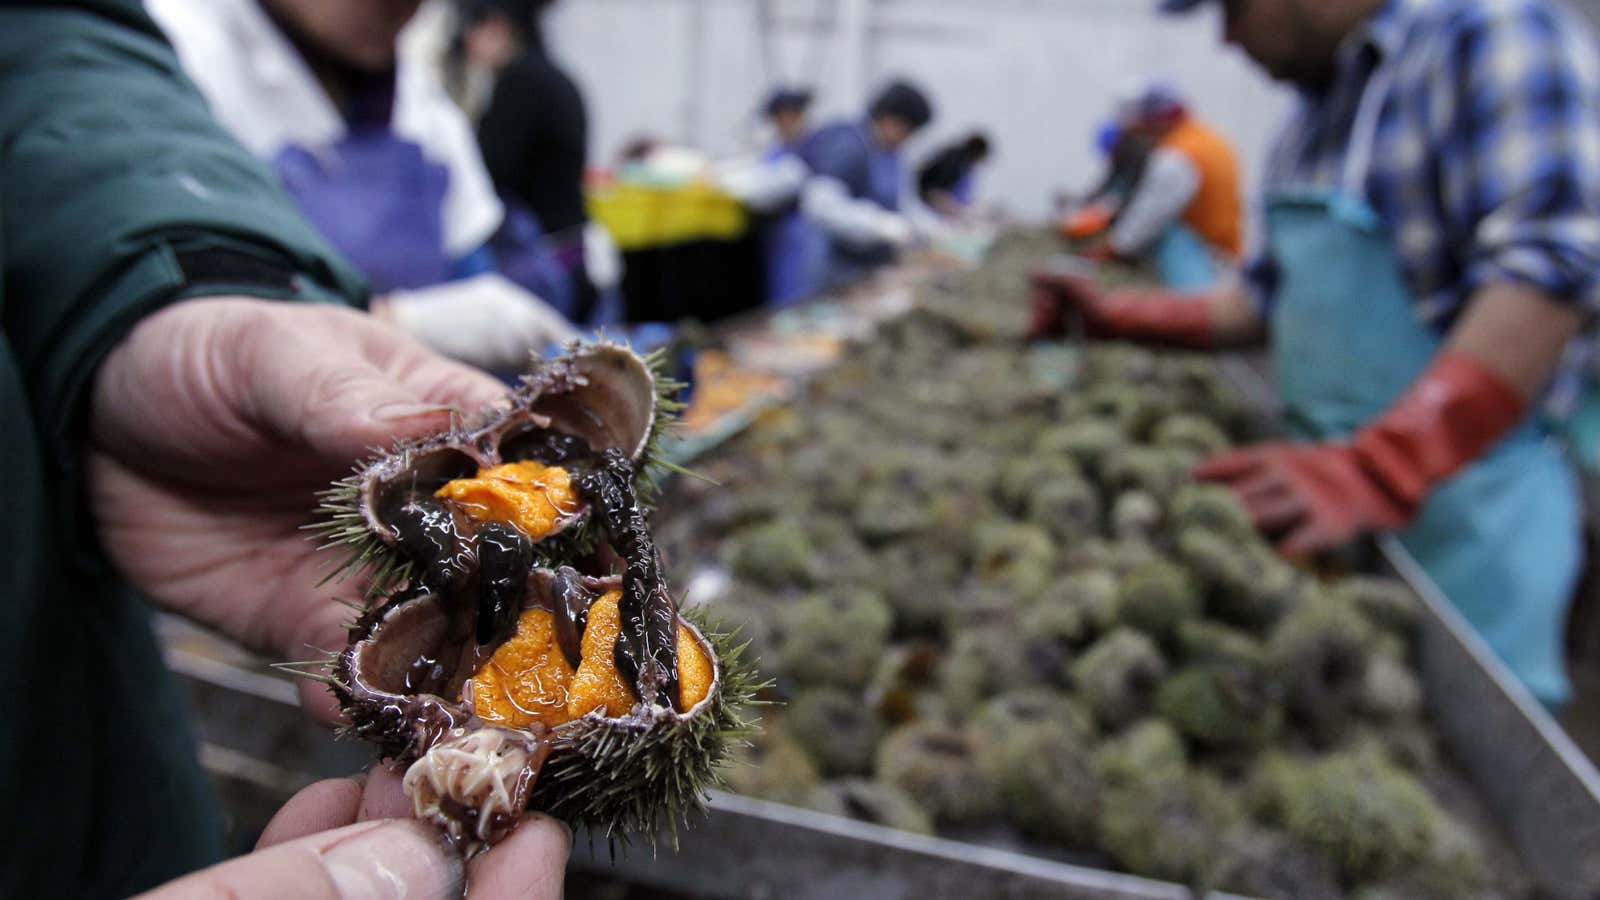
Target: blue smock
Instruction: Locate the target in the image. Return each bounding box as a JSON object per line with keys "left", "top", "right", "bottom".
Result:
{"left": 274, "top": 129, "right": 453, "bottom": 293}
{"left": 1266, "top": 59, "right": 1581, "bottom": 706}
{"left": 761, "top": 142, "right": 830, "bottom": 307}
{"left": 796, "top": 120, "right": 904, "bottom": 288}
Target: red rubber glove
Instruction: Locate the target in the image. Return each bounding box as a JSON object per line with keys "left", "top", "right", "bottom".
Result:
{"left": 1027, "top": 270, "right": 1212, "bottom": 346}
{"left": 1079, "top": 243, "right": 1121, "bottom": 264}
{"left": 1194, "top": 351, "right": 1525, "bottom": 557}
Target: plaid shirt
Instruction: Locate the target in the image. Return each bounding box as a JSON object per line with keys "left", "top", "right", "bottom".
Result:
{"left": 1248, "top": 0, "right": 1600, "bottom": 334}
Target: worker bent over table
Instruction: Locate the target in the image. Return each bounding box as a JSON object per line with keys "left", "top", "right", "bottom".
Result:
{"left": 1033, "top": 0, "right": 1600, "bottom": 708}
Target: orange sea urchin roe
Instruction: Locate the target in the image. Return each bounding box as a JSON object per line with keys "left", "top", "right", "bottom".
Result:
{"left": 567, "top": 590, "right": 715, "bottom": 718}
{"left": 466, "top": 593, "right": 715, "bottom": 727}
{"left": 434, "top": 460, "right": 579, "bottom": 539}
{"left": 466, "top": 608, "right": 576, "bottom": 728}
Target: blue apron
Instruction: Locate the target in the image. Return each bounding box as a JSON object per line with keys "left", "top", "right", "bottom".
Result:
{"left": 1154, "top": 224, "right": 1217, "bottom": 291}
{"left": 273, "top": 130, "right": 452, "bottom": 293}
{"left": 865, "top": 135, "right": 903, "bottom": 212}
{"left": 1268, "top": 60, "right": 1580, "bottom": 706}
{"left": 490, "top": 201, "right": 579, "bottom": 319}
{"left": 761, "top": 144, "right": 830, "bottom": 307}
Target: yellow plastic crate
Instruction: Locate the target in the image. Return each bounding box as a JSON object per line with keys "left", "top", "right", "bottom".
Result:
{"left": 587, "top": 181, "right": 748, "bottom": 251}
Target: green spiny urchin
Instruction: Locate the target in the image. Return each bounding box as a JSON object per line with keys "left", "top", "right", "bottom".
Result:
{"left": 1033, "top": 418, "right": 1127, "bottom": 477}
{"left": 1156, "top": 665, "right": 1282, "bottom": 749}
{"left": 719, "top": 713, "right": 821, "bottom": 807}
{"left": 1099, "top": 445, "right": 1193, "bottom": 500}
{"left": 1097, "top": 769, "right": 1243, "bottom": 888}
{"left": 1328, "top": 575, "right": 1421, "bottom": 636}
{"left": 1175, "top": 619, "right": 1267, "bottom": 671}
{"left": 1041, "top": 568, "right": 1121, "bottom": 635}
{"left": 938, "top": 625, "right": 1035, "bottom": 712}
{"left": 785, "top": 687, "right": 883, "bottom": 776}
{"left": 802, "top": 778, "right": 935, "bottom": 835}
{"left": 773, "top": 591, "right": 893, "bottom": 690}
{"left": 995, "top": 454, "right": 1085, "bottom": 513}
{"left": 1092, "top": 718, "right": 1187, "bottom": 788}
{"left": 1251, "top": 748, "right": 1447, "bottom": 884}
{"left": 1018, "top": 600, "right": 1089, "bottom": 686}
{"left": 875, "top": 722, "right": 994, "bottom": 825}
{"left": 1026, "top": 476, "right": 1103, "bottom": 542}
{"left": 1165, "top": 483, "right": 1255, "bottom": 540}
{"left": 969, "top": 520, "right": 1057, "bottom": 602}
{"left": 1213, "top": 826, "right": 1344, "bottom": 900}
{"left": 1152, "top": 413, "right": 1232, "bottom": 459}
{"left": 1110, "top": 490, "right": 1163, "bottom": 542}
{"left": 724, "top": 519, "right": 816, "bottom": 588}
{"left": 1117, "top": 560, "right": 1202, "bottom": 643}
{"left": 969, "top": 690, "right": 1100, "bottom": 844}
{"left": 1266, "top": 591, "right": 1377, "bottom": 746}
{"left": 1072, "top": 628, "right": 1169, "bottom": 731}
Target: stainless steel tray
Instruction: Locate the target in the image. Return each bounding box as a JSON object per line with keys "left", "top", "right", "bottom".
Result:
{"left": 163, "top": 348, "right": 1600, "bottom": 898}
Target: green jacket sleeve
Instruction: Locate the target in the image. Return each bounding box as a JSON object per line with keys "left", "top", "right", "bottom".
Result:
{"left": 0, "top": 1, "right": 369, "bottom": 550}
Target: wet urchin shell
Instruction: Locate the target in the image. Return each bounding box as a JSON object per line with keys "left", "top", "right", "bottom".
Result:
{"left": 333, "top": 579, "right": 762, "bottom": 846}
{"left": 313, "top": 342, "right": 678, "bottom": 595}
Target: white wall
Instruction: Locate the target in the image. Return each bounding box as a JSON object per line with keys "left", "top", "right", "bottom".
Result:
{"left": 542, "top": 0, "right": 1292, "bottom": 222}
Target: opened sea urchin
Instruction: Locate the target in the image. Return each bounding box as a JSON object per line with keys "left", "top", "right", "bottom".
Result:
{"left": 311, "top": 344, "right": 758, "bottom": 853}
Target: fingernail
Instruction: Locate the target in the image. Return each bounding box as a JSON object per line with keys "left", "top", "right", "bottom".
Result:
{"left": 371, "top": 402, "right": 456, "bottom": 422}
{"left": 323, "top": 821, "right": 464, "bottom": 900}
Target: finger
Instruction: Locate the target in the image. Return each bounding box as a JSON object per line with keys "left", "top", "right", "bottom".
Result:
{"left": 1240, "top": 480, "right": 1308, "bottom": 534}
{"left": 258, "top": 778, "right": 365, "bottom": 849}
{"left": 466, "top": 813, "right": 572, "bottom": 900}
{"left": 136, "top": 820, "right": 463, "bottom": 900}
{"left": 1278, "top": 520, "right": 1341, "bottom": 560}
{"left": 1193, "top": 448, "right": 1271, "bottom": 483}
{"left": 358, "top": 763, "right": 415, "bottom": 822}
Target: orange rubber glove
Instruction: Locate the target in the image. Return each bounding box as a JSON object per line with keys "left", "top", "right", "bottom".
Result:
{"left": 1193, "top": 351, "right": 1525, "bottom": 557}
{"left": 1027, "top": 270, "right": 1212, "bottom": 346}
{"left": 1060, "top": 203, "right": 1115, "bottom": 240}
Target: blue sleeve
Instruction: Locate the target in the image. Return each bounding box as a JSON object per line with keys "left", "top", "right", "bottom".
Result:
{"left": 801, "top": 125, "right": 872, "bottom": 197}
{"left": 1436, "top": 2, "right": 1600, "bottom": 311}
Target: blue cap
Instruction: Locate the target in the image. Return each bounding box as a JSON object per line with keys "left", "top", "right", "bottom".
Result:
{"left": 1157, "top": 0, "right": 1209, "bottom": 12}
{"left": 762, "top": 86, "right": 813, "bottom": 118}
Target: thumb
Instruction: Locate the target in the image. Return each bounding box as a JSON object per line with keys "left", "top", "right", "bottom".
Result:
{"left": 135, "top": 820, "right": 464, "bottom": 900}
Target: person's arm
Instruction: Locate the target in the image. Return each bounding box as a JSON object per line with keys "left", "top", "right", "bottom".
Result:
{"left": 801, "top": 176, "right": 913, "bottom": 249}
{"left": 1196, "top": 284, "right": 1578, "bottom": 556}
{"left": 1027, "top": 271, "right": 1263, "bottom": 347}
{"left": 1105, "top": 147, "right": 1200, "bottom": 256}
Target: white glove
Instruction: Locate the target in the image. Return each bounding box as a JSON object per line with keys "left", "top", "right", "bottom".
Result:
{"left": 582, "top": 222, "right": 624, "bottom": 291}
{"left": 384, "top": 273, "right": 583, "bottom": 372}
{"left": 874, "top": 213, "right": 915, "bottom": 249}
{"left": 713, "top": 154, "right": 808, "bottom": 213}
{"left": 801, "top": 176, "right": 913, "bottom": 251}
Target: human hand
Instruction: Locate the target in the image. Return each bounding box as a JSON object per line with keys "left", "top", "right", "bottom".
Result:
{"left": 135, "top": 766, "right": 569, "bottom": 900}
{"left": 1057, "top": 203, "right": 1114, "bottom": 240}
{"left": 382, "top": 273, "right": 583, "bottom": 372}
{"left": 1025, "top": 269, "right": 1102, "bottom": 340}
{"left": 1027, "top": 271, "right": 1213, "bottom": 347}
{"left": 88, "top": 298, "right": 507, "bottom": 721}
{"left": 1193, "top": 442, "right": 1411, "bottom": 558}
